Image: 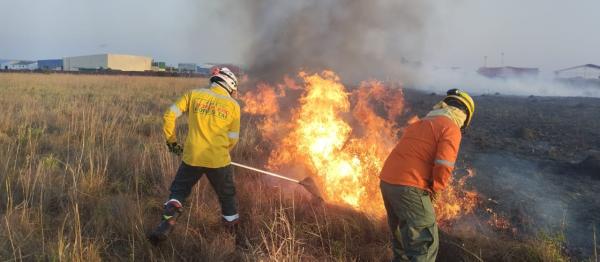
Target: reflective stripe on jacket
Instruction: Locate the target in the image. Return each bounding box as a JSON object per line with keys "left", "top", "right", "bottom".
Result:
{"left": 163, "top": 84, "right": 241, "bottom": 168}
{"left": 379, "top": 115, "right": 461, "bottom": 193}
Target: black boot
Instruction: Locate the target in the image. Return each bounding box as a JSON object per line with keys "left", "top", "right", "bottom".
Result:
{"left": 222, "top": 217, "right": 240, "bottom": 234}
{"left": 223, "top": 216, "right": 248, "bottom": 247}
{"left": 148, "top": 199, "right": 183, "bottom": 245}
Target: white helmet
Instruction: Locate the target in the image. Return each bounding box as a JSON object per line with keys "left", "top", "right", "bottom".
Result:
{"left": 210, "top": 67, "right": 238, "bottom": 94}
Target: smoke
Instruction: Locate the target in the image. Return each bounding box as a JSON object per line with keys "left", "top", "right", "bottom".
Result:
{"left": 210, "top": 0, "right": 600, "bottom": 97}
{"left": 416, "top": 68, "right": 600, "bottom": 98}
{"left": 217, "top": 0, "right": 432, "bottom": 82}
{"left": 469, "top": 152, "right": 600, "bottom": 256}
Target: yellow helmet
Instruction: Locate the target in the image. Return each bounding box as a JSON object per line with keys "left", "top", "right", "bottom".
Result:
{"left": 444, "top": 89, "right": 475, "bottom": 128}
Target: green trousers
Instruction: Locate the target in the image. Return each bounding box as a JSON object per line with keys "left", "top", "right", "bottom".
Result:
{"left": 380, "top": 181, "right": 439, "bottom": 262}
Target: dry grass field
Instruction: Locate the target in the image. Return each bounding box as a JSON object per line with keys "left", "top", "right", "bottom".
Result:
{"left": 0, "top": 73, "right": 573, "bottom": 261}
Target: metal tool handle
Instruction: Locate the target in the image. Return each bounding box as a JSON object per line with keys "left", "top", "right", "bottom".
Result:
{"left": 231, "top": 161, "right": 300, "bottom": 183}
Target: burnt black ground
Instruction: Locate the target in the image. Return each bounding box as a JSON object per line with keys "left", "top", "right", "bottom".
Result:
{"left": 402, "top": 89, "right": 600, "bottom": 164}
{"left": 402, "top": 88, "right": 600, "bottom": 258}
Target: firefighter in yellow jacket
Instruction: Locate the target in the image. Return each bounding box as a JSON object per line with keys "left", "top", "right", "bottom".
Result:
{"left": 149, "top": 67, "right": 241, "bottom": 244}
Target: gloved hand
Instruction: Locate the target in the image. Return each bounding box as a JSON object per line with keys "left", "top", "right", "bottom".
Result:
{"left": 430, "top": 191, "right": 440, "bottom": 204}
{"left": 166, "top": 142, "right": 183, "bottom": 156}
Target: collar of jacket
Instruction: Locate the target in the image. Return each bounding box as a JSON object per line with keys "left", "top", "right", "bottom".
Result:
{"left": 209, "top": 83, "right": 232, "bottom": 97}
{"left": 425, "top": 101, "right": 466, "bottom": 128}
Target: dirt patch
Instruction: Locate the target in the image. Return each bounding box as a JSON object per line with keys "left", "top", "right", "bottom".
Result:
{"left": 514, "top": 127, "right": 538, "bottom": 140}
{"left": 576, "top": 151, "right": 600, "bottom": 179}
{"left": 403, "top": 89, "right": 600, "bottom": 163}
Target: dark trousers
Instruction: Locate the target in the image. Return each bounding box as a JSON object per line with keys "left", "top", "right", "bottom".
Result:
{"left": 168, "top": 162, "right": 237, "bottom": 217}
{"left": 380, "top": 181, "right": 439, "bottom": 262}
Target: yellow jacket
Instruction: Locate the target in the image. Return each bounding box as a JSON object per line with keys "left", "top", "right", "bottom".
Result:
{"left": 163, "top": 84, "right": 241, "bottom": 168}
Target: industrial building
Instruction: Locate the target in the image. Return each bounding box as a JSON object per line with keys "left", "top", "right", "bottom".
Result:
{"left": 63, "top": 54, "right": 152, "bottom": 72}
{"left": 2, "top": 61, "right": 37, "bottom": 70}
{"left": 196, "top": 63, "right": 215, "bottom": 75}
{"left": 178, "top": 63, "right": 243, "bottom": 76}
{"left": 178, "top": 63, "right": 197, "bottom": 73}
{"left": 555, "top": 64, "right": 600, "bottom": 80}
{"left": 0, "top": 60, "right": 17, "bottom": 70}
{"left": 477, "top": 66, "right": 539, "bottom": 79}
{"left": 37, "top": 59, "right": 63, "bottom": 70}
{"left": 152, "top": 61, "right": 166, "bottom": 71}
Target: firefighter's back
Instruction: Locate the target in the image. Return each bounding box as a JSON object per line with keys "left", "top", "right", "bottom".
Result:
{"left": 379, "top": 116, "right": 459, "bottom": 192}
{"left": 182, "top": 86, "right": 240, "bottom": 168}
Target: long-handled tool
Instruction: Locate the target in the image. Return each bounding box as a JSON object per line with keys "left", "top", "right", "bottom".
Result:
{"left": 231, "top": 161, "right": 323, "bottom": 201}
{"left": 167, "top": 145, "right": 323, "bottom": 200}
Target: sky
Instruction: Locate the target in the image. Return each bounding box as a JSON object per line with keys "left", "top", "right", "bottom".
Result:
{"left": 427, "top": 1, "right": 600, "bottom": 72}
{"left": 1, "top": 0, "right": 599, "bottom": 73}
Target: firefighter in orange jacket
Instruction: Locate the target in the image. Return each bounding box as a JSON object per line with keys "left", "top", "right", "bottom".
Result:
{"left": 149, "top": 67, "right": 241, "bottom": 244}
{"left": 379, "top": 89, "right": 475, "bottom": 261}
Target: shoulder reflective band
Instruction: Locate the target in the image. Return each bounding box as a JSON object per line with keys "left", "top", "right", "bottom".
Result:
{"left": 223, "top": 214, "right": 239, "bottom": 222}
{"left": 170, "top": 104, "right": 182, "bottom": 117}
{"left": 435, "top": 159, "right": 455, "bottom": 167}
{"left": 228, "top": 132, "right": 239, "bottom": 139}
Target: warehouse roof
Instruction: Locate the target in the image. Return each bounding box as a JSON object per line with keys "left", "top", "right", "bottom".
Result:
{"left": 556, "top": 64, "right": 600, "bottom": 73}
{"left": 14, "top": 61, "right": 36, "bottom": 65}
{"left": 477, "top": 66, "right": 539, "bottom": 78}
{"left": 64, "top": 53, "right": 151, "bottom": 58}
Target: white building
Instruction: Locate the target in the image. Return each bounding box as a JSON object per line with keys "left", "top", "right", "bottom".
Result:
{"left": 63, "top": 54, "right": 152, "bottom": 72}
{"left": 4, "top": 61, "right": 37, "bottom": 70}
{"left": 555, "top": 64, "right": 600, "bottom": 80}
{"left": 0, "top": 60, "right": 17, "bottom": 70}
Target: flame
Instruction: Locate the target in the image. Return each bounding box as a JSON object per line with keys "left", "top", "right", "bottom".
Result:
{"left": 268, "top": 71, "right": 385, "bottom": 210}
{"left": 241, "top": 82, "right": 280, "bottom": 116}
{"left": 434, "top": 169, "right": 479, "bottom": 227}
{"left": 242, "top": 70, "right": 481, "bottom": 223}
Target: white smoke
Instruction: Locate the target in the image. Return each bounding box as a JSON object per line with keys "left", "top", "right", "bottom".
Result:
{"left": 415, "top": 68, "right": 600, "bottom": 98}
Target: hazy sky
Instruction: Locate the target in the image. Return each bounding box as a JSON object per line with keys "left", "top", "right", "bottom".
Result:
{"left": 428, "top": 1, "right": 600, "bottom": 72}
{"left": 1, "top": 0, "right": 598, "bottom": 72}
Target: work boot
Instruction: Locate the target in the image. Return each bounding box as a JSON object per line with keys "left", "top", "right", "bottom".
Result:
{"left": 223, "top": 216, "right": 248, "bottom": 247}
{"left": 222, "top": 216, "right": 240, "bottom": 234}
{"left": 148, "top": 199, "right": 183, "bottom": 245}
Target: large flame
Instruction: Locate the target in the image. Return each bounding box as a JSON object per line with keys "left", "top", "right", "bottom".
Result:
{"left": 242, "top": 70, "right": 479, "bottom": 223}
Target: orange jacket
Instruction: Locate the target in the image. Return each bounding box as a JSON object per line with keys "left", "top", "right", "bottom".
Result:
{"left": 379, "top": 115, "right": 461, "bottom": 193}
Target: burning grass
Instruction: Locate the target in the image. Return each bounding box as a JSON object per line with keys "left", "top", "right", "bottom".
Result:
{"left": 242, "top": 71, "right": 479, "bottom": 223}
{"left": 0, "top": 73, "right": 570, "bottom": 261}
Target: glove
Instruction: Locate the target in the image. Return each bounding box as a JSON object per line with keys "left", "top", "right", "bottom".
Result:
{"left": 430, "top": 191, "right": 440, "bottom": 204}
{"left": 166, "top": 142, "right": 183, "bottom": 156}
